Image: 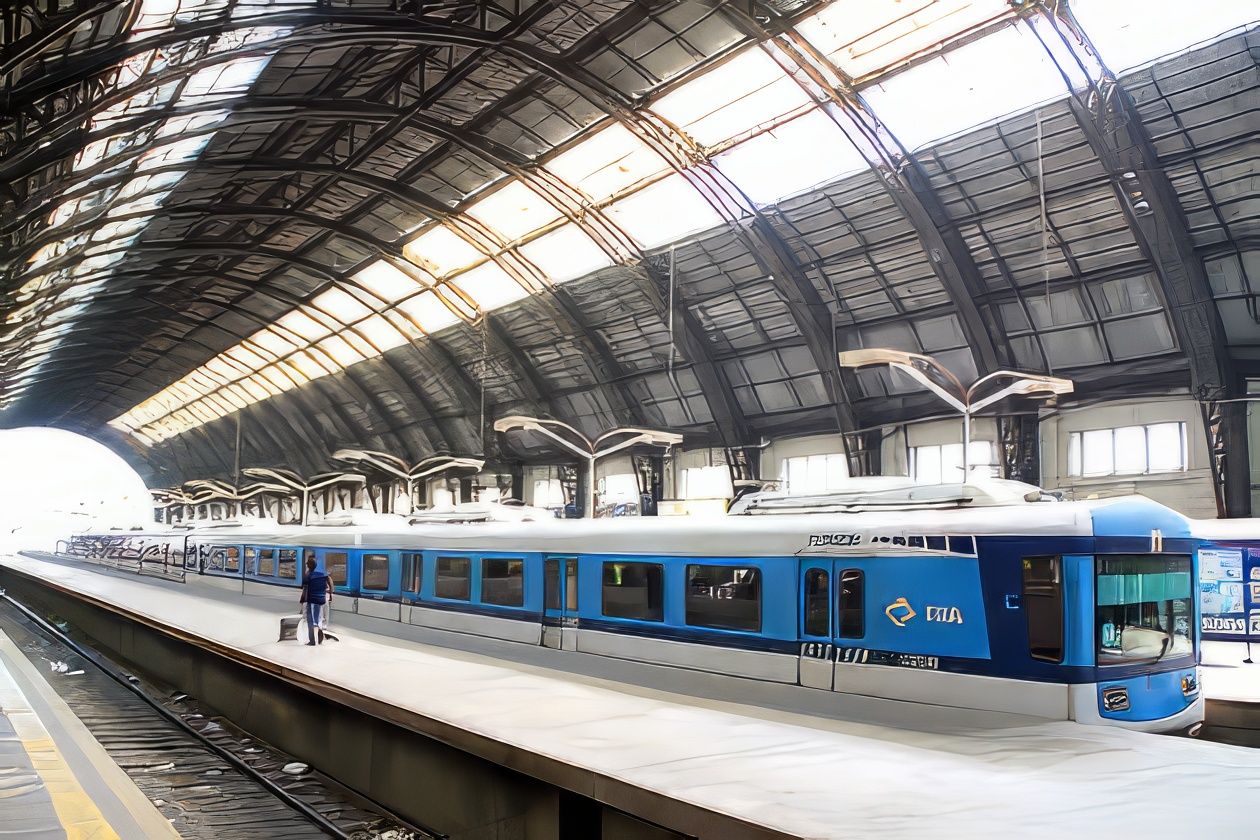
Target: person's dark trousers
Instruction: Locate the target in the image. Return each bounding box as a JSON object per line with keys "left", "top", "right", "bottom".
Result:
{"left": 305, "top": 601, "right": 323, "bottom": 644}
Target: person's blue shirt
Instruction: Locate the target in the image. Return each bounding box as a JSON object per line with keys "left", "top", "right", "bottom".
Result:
{"left": 303, "top": 568, "right": 330, "bottom": 604}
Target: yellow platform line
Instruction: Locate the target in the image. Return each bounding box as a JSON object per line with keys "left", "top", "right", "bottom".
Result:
{"left": 0, "top": 660, "right": 122, "bottom": 840}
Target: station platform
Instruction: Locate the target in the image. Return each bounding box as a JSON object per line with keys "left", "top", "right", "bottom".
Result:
{"left": 1201, "top": 641, "right": 1260, "bottom": 746}
{"left": 0, "top": 619, "right": 178, "bottom": 839}
{"left": 3, "top": 552, "right": 1260, "bottom": 839}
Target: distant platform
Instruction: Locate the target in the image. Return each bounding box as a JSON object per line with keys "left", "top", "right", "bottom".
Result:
{"left": 1202, "top": 641, "right": 1260, "bottom": 746}
{"left": 3, "top": 552, "right": 1260, "bottom": 839}
{"left": 0, "top": 619, "right": 178, "bottom": 839}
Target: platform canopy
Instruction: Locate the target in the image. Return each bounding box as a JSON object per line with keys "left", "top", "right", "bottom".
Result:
{"left": 0, "top": 0, "right": 1255, "bottom": 484}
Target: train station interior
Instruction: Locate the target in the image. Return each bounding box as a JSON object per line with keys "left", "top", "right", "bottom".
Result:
{"left": 1, "top": 1, "right": 1259, "bottom": 838}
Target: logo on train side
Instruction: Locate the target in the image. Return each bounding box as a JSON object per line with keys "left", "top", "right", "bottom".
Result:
{"left": 884, "top": 598, "right": 964, "bottom": 627}
{"left": 884, "top": 597, "right": 916, "bottom": 627}
{"left": 925, "top": 606, "right": 964, "bottom": 624}
{"left": 807, "top": 533, "right": 863, "bottom": 548}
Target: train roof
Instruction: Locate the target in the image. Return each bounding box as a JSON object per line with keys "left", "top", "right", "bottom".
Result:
{"left": 131, "top": 489, "right": 1190, "bottom": 557}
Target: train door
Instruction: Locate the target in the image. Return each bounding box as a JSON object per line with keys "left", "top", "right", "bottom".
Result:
{"left": 798, "top": 560, "right": 834, "bottom": 689}
{"left": 542, "top": 556, "right": 579, "bottom": 650}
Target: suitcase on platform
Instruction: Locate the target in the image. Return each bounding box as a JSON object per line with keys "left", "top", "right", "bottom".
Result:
{"left": 278, "top": 614, "right": 302, "bottom": 641}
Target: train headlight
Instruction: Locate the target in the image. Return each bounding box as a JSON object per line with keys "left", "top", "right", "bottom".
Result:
{"left": 1101, "top": 686, "right": 1130, "bottom": 712}
{"left": 1181, "top": 674, "right": 1198, "bottom": 696}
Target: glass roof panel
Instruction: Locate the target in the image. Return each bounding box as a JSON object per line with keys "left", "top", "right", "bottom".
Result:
{"left": 714, "top": 109, "right": 866, "bottom": 206}
{"left": 650, "top": 47, "right": 811, "bottom": 147}
{"left": 466, "top": 180, "right": 564, "bottom": 243}
{"left": 311, "top": 287, "right": 373, "bottom": 326}
{"left": 275, "top": 309, "right": 333, "bottom": 343}
{"left": 404, "top": 225, "right": 485, "bottom": 277}
{"left": 450, "top": 262, "right": 530, "bottom": 312}
{"left": 353, "top": 314, "right": 409, "bottom": 353}
{"left": 604, "top": 174, "right": 724, "bottom": 249}
{"left": 545, "top": 123, "right": 668, "bottom": 202}
{"left": 353, "top": 260, "right": 426, "bottom": 305}
{"left": 517, "top": 223, "right": 615, "bottom": 283}
{"left": 395, "top": 290, "right": 461, "bottom": 334}
{"left": 1071, "top": 0, "right": 1257, "bottom": 73}
{"left": 795, "top": 0, "right": 1010, "bottom": 80}
{"left": 861, "top": 22, "right": 1067, "bottom": 151}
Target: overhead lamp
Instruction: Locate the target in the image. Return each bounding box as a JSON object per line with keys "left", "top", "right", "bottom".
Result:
{"left": 493, "top": 415, "right": 683, "bottom": 518}
{"left": 838, "top": 349, "right": 1072, "bottom": 478}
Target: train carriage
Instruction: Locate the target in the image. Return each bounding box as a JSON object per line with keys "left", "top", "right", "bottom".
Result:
{"left": 165, "top": 481, "right": 1204, "bottom": 734}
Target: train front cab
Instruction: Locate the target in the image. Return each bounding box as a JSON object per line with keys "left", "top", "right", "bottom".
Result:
{"left": 1070, "top": 501, "right": 1203, "bottom": 734}
{"left": 1066, "top": 550, "right": 1203, "bottom": 734}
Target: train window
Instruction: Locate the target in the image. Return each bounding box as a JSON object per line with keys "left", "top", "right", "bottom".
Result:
{"left": 685, "top": 565, "right": 761, "bottom": 632}
{"left": 837, "top": 569, "right": 864, "bottom": 638}
{"left": 208, "top": 549, "right": 226, "bottom": 571}
{"left": 244, "top": 546, "right": 257, "bottom": 566}
{"left": 545, "top": 560, "right": 560, "bottom": 611}
{"left": 566, "top": 559, "right": 579, "bottom": 611}
{"left": 402, "top": 553, "right": 422, "bottom": 593}
{"left": 278, "top": 549, "right": 297, "bottom": 580}
{"left": 436, "top": 556, "right": 472, "bottom": 600}
{"left": 325, "top": 552, "right": 349, "bottom": 586}
{"left": 362, "top": 554, "right": 391, "bottom": 591}
{"left": 1023, "top": 556, "right": 1063, "bottom": 662}
{"left": 225, "top": 547, "right": 240, "bottom": 573}
{"left": 1096, "top": 554, "right": 1193, "bottom": 666}
{"left": 804, "top": 569, "right": 829, "bottom": 637}
{"left": 482, "top": 558, "right": 525, "bottom": 607}
{"left": 256, "top": 548, "right": 276, "bottom": 576}
{"left": 545, "top": 559, "right": 579, "bottom": 611}
{"left": 602, "top": 562, "right": 664, "bottom": 621}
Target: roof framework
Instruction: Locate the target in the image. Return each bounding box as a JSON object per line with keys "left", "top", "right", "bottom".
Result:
{"left": 0, "top": 0, "right": 1256, "bottom": 492}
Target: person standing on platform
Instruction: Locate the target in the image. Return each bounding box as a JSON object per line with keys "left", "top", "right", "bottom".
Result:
{"left": 299, "top": 553, "right": 331, "bottom": 646}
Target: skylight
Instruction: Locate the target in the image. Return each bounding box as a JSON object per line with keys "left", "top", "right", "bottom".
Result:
{"left": 651, "top": 47, "right": 811, "bottom": 148}
{"left": 604, "top": 174, "right": 725, "bottom": 249}
{"left": 714, "top": 109, "right": 866, "bottom": 206}
{"left": 795, "top": 0, "right": 1011, "bottom": 80}
{"left": 466, "top": 180, "right": 564, "bottom": 243}
{"left": 1070, "top": 0, "right": 1258, "bottom": 73}
{"left": 861, "top": 22, "right": 1068, "bottom": 151}
{"left": 404, "top": 224, "right": 485, "bottom": 277}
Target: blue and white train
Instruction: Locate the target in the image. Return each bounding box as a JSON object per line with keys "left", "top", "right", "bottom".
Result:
{"left": 133, "top": 481, "right": 1205, "bottom": 734}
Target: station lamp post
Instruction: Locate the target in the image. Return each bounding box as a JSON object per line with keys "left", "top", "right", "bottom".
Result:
{"left": 837, "top": 349, "right": 1073, "bottom": 479}
{"left": 331, "top": 449, "right": 485, "bottom": 513}
{"left": 492, "top": 416, "right": 683, "bottom": 518}
{"left": 241, "top": 467, "right": 366, "bottom": 526}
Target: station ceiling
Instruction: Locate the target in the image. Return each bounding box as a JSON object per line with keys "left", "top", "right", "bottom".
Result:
{"left": 0, "top": 1, "right": 1256, "bottom": 484}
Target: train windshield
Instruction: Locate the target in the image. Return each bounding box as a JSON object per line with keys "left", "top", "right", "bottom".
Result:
{"left": 1096, "top": 554, "right": 1194, "bottom": 666}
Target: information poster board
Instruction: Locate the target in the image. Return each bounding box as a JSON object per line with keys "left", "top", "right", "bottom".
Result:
{"left": 1200, "top": 546, "right": 1260, "bottom": 642}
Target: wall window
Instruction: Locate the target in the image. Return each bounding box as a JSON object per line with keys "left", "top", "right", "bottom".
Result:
{"left": 803, "top": 568, "right": 829, "bottom": 637}
{"left": 278, "top": 549, "right": 297, "bottom": 579}
{"left": 909, "top": 442, "right": 994, "bottom": 483}
{"left": 780, "top": 453, "right": 848, "bottom": 495}
{"left": 402, "top": 552, "right": 422, "bottom": 594}
{"left": 482, "top": 558, "right": 525, "bottom": 607}
{"left": 533, "top": 478, "right": 566, "bottom": 508}
{"left": 1067, "top": 422, "right": 1186, "bottom": 477}
{"left": 602, "top": 562, "right": 663, "bottom": 621}
{"left": 361, "top": 553, "right": 391, "bottom": 591}
{"left": 255, "top": 548, "right": 275, "bottom": 576}
{"left": 685, "top": 565, "right": 761, "bottom": 632}
{"left": 837, "top": 569, "right": 864, "bottom": 638}
{"left": 436, "top": 556, "right": 471, "bottom": 600}
{"left": 325, "top": 552, "right": 348, "bottom": 586}
{"left": 1023, "top": 556, "right": 1063, "bottom": 663}
{"left": 680, "top": 465, "right": 733, "bottom": 500}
